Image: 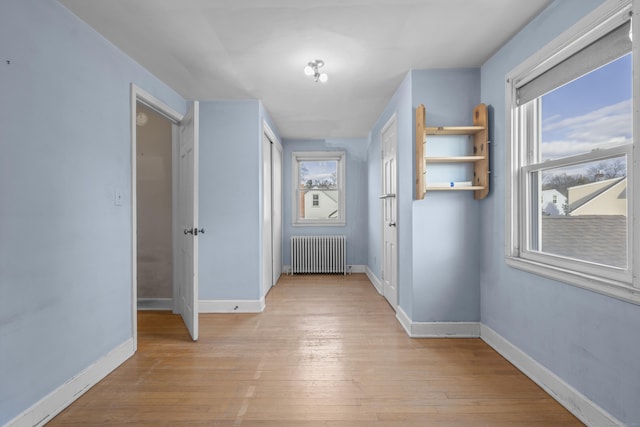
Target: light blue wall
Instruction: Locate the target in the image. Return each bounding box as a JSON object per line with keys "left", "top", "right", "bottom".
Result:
{"left": 199, "top": 100, "right": 263, "bottom": 300}
{"left": 198, "top": 100, "right": 281, "bottom": 300}
{"left": 282, "top": 138, "right": 368, "bottom": 268}
{"left": 367, "top": 73, "right": 413, "bottom": 314}
{"left": 411, "top": 68, "right": 481, "bottom": 322}
{"left": 481, "top": 0, "right": 640, "bottom": 424}
{"left": 367, "top": 69, "right": 481, "bottom": 322}
{"left": 0, "top": 0, "right": 186, "bottom": 424}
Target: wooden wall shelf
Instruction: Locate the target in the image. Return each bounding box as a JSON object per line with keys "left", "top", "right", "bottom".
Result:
{"left": 415, "top": 103, "right": 489, "bottom": 200}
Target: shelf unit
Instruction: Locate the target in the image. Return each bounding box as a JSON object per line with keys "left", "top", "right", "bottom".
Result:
{"left": 415, "top": 103, "right": 489, "bottom": 200}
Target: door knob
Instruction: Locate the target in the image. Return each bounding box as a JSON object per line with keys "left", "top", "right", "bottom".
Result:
{"left": 184, "top": 228, "right": 205, "bottom": 235}
{"left": 388, "top": 222, "right": 396, "bottom": 227}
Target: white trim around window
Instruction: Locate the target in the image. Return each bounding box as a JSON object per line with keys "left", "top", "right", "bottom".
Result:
{"left": 292, "top": 151, "right": 346, "bottom": 226}
{"left": 505, "top": 0, "right": 640, "bottom": 305}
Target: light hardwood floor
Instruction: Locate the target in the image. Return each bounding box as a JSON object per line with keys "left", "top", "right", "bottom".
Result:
{"left": 49, "top": 274, "right": 583, "bottom": 426}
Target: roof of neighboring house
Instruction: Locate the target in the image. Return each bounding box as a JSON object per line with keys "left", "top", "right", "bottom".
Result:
{"left": 304, "top": 188, "right": 338, "bottom": 203}
{"left": 541, "top": 215, "right": 626, "bottom": 268}
{"left": 568, "top": 177, "right": 626, "bottom": 212}
{"left": 542, "top": 189, "right": 565, "bottom": 196}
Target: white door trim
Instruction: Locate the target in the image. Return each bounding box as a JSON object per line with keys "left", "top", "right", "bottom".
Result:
{"left": 381, "top": 112, "right": 398, "bottom": 311}
{"left": 271, "top": 137, "right": 283, "bottom": 286}
{"left": 130, "top": 84, "right": 183, "bottom": 350}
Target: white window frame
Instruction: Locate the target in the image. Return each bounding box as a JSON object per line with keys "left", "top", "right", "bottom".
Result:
{"left": 505, "top": 0, "right": 640, "bottom": 305}
{"left": 292, "top": 151, "right": 346, "bottom": 226}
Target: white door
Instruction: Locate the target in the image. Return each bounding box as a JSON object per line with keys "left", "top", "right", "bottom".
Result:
{"left": 381, "top": 115, "right": 398, "bottom": 310}
{"left": 271, "top": 141, "right": 283, "bottom": 285}
{"left": 177, "top": 102, "right": 199, "bottom": 341}
{"left": 262, "top": 128, "right": 283, "bottom": 297}
{"left": 262, "top": 133, "right": 273, "bottom": 297}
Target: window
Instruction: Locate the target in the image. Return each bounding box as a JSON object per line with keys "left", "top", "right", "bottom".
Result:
{"left": 506, "top": 0, "right": 639, "bottom": 303}
{"left": 292, "top": 151, "right": 345, "bottom": 226}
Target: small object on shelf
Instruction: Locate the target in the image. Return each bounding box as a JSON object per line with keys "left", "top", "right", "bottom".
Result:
{"left": 415, "top": 103, "right": 489, "bottom": 200}
{"left": 428, "top": 181, "right": 473, "bottom": 188}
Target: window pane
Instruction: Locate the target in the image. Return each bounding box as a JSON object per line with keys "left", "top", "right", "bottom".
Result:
{"left": 539, "top": 54, "right": 632, "bottom": 162}
{"left": 530, "top": 157, "right": 627, "bottom": 268}
{"left": 298, "top": 160, "right": 339, "bottom": 220}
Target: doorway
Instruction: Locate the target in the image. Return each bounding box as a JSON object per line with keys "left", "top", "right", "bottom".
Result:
{"left": 381, "top": 114, "right": 398, "bottom": 310}
{"left": 130, "top": 85, "right": 200, "bottom": 345}
{"left": 135, "top": 103, "right": 173, "bottom": 311}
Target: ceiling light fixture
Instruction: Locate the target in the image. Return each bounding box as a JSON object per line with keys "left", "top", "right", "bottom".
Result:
{"left": 136, "top": 111, "right": 148, "bottom": 126}
{"left": 304, "top": 59, "right": 328, "bottom": 83}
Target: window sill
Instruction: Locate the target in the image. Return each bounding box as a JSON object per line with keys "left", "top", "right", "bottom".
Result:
{"left": 505, "top": 256, "right": 640, "bottom": 306}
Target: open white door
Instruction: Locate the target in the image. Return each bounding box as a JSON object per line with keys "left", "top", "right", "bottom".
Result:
{"left": 177, "top": 102, "right": 199, "bottom": 341}
{"left": 381, "top": 115, "right": 398, "bottom": 310}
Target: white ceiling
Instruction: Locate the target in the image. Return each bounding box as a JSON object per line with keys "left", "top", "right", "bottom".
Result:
{"left": 59, "top": 0, "right": 552, "bottom": 139}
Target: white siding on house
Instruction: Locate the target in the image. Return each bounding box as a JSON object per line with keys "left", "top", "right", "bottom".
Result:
{"left": 303, "top": 189, "right": 338, "bottom": 219}
{"left": 542, "top": 189, "right": 567, "bottom": 215}
{"left": 569, "top": 178, "right": 627, "bottom": 216}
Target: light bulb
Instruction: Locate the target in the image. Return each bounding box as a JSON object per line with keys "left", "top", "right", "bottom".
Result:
{"left": 318, "top": 73, "right": 328, "bottom": 83}
{"left": 304, "top": 65, "right": 314, "bottom": 76}
{"left": 136, "top": 112, "right": 148, "bottom": 126}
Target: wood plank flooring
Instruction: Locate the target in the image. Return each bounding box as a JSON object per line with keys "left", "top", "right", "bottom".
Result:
{"left": 49, "top": 274, "right": 583, "bottom": 426}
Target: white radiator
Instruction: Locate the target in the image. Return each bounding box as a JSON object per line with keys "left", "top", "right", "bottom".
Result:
{"left": 290, "top": 235, "right": 346, "bottom": 274}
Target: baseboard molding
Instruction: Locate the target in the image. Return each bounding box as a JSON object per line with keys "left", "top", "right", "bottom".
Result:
{"left": 365, "top": 266, "right": 383, "bottom": 295}
{"left": 480, "top": 324, "right": 621, "bottom": 427}
{"left": 396, "top": 306, "right": 480, "bottom": 338}
{"left": 349, "top": 265, "right": 366, "bottom": 273}
{"left": 7, "top": 338, "right": 135, "bottom": 427}
{"left": 137, "top": 298, "right": 172, "bottom": 311}
{"left": 396, "top": 305, "right": 413, "bottom": 336}
{"left": 199, "top": 298, "right": 265, "bottom": 313}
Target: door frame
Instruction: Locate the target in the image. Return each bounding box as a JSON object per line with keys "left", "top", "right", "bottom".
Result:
{"left": 271, "top": 133, "right": 283, "bottom": 287}
{"left": 130, "top": 84, "right": 184, "bottom": 350}
{"left": 380, "top": 113, "right": 398, "bottom": 311}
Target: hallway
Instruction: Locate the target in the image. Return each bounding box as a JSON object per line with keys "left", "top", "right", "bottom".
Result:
{"left": 49, "top": 274, "right": 581, "bottom": 426}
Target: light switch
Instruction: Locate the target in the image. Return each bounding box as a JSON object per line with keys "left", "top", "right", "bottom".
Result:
{"left": 114, "top": 189, "right": 123, "bottom": 206}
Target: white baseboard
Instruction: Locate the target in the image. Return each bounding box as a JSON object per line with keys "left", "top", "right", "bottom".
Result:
{"left": 199, "top": 298, "right": 265, "bottom": 313}
{"left": 365, "top": 266, "right": 383, "bottom": 294}
{"left": 396, "top": 305, "right": 413, "bottom": 336}
{"left": 7, "top": 338, "right": 134, "bottom": 427}
{"left": 137, "top": 298, "right": 172, "bottom": 311}
{"left": 349, "top": 265, "right": 366, "bottom": 273}
{"left": 396, "top": 306, "right": 480, "bottom": 338}
{"left": 480, "top": 324, "right": 621, "bottom": 427}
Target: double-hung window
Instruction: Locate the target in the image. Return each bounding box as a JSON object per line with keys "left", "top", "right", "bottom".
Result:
{"left": 292, "top": 151, "right": 346, "bottom": 226}
{"left": 506, "top": 0, "right": 639, "bottom": 303}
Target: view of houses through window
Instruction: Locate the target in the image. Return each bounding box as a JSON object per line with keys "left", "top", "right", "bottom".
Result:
{"left": 292, "top": 151, "right": 345, "bottom": 226}
{"left": 534, "top": 53, "right": 631, "bottom": 268}
{"left": 299, "top": 160, "right": 339, "bottom": 220}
